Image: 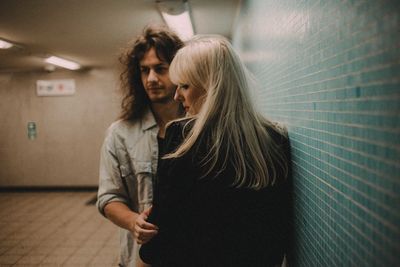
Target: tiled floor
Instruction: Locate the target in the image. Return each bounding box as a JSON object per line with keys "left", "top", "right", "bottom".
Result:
{"left": 0, "top": 192, "right": 120, "bottom": 266}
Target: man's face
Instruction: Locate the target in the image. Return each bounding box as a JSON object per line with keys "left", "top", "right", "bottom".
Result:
{"left": 140, "top": 48, "right": 176, "bottom": 104}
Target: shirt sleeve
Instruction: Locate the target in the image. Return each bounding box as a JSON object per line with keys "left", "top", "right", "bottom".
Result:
{"left": 96, "top": 128, "right": 130, "bottom": 217}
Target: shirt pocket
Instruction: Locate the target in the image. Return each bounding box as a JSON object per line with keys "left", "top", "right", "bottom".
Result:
{"left": 132, "top": 161, "right": 153, "bottom": 207}
{"left": 118, "top": 165, "right": 138, "bottom": 205}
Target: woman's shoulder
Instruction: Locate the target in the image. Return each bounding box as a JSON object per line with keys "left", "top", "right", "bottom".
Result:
{"left": 162, "top": 117, "right": 195, "bottom": 152}
{"left": 263, "top": 120, "right": 288, "bottom": 144}
{"left": 165, "top": 117, "right": 195, "bottom": 138}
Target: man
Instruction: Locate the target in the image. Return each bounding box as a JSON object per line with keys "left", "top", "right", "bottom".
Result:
{"left": 97, "top": 25, "right": 184, "bottom": 267}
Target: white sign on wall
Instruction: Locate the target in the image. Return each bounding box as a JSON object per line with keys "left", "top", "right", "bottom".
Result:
{"left": 36, "top": 79, "right": 76, "bottom": 96}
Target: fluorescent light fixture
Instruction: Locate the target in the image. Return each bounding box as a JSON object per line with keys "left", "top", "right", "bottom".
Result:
{"left": 0, "top": 39, "right": 13, "bottom": 49}
{"left": 158, "top": 1, "right": 194, "bottom": 41}
{"left": 45, "top": 56, "right": 81, "bottom": 70}
{"left": 161, "top": 10, "right": 194, "bottom": 40}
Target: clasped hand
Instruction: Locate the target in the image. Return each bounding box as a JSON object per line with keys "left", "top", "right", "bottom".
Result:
{"left": 132, "top": 207, "right": 159, "bottom": 244}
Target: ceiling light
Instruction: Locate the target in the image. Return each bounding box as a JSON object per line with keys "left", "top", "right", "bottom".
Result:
{"left": 0, "top": 39, "right": 13, "bottom": 49}
{"left": 44, "top": 56, "right": 81, "bottom": 70}
{"left": 157, "top": 0, "right": 194, "bottom": 41}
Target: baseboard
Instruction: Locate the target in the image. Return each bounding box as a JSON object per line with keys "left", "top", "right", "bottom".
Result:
{"left": 0, "top": 186, "right": 98, "bottom": 192}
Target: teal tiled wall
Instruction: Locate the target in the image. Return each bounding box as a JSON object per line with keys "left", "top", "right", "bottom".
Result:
{"left": 232, "top": 0, "right": 400, "bottom": 266}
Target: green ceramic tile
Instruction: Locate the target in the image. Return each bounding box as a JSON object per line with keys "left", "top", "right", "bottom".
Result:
{"left": 233, "top": 0, "right": 400, "bottom": 266}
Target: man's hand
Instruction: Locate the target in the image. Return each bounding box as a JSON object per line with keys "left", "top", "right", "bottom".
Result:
{"left": 104, "top": 202, "right": 159, "bottom": 245}
{"left": 132, "top": 207, "right": 159, "bottom": 244}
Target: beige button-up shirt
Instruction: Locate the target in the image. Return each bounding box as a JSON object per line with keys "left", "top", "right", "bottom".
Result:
{"left": 97, "top": 109, "right": 159, "bottom": 267}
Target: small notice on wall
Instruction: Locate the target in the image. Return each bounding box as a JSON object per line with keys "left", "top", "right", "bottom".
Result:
{"left": 36, "top": 79, "right": 76, "bottom": 96}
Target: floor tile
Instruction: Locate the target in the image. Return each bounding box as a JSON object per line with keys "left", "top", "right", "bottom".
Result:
{"left": 0, "top": 192, "right": 119, "bottom": 266}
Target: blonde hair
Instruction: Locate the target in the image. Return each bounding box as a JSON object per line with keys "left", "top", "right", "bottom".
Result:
{"left": 167, "top": 35, "right": 288, "bottom": 189}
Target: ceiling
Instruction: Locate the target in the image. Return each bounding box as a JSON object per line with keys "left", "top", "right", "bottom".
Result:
{"left": 0, "top": 0, "right": 241, "bottom": 73}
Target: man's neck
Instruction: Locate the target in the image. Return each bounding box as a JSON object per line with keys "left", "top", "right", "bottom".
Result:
{"left": 151, "top": 101, "right": 181, "bottom": 138}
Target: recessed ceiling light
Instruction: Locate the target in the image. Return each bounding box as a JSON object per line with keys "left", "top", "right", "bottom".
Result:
{"left": 0, "top": 39, "right": 13, "bottom": 49}
{"left": 45, "top": 56, "right": 81, "bottom": 70}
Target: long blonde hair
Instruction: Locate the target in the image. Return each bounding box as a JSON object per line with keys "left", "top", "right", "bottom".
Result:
{"left": 167, "top": 35, "right": 288, "bottom": 189}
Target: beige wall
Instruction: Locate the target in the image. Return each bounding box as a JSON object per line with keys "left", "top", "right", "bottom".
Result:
{"left": 0, "top": 68, "right": 120, "bottom": 187}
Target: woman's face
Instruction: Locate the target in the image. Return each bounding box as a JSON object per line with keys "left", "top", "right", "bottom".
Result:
{"left": 174, "top": 83, "right": 206, "bottom": 115}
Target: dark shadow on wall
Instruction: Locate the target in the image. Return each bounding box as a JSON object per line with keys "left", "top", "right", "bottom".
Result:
{"left": 286, "top": 137, "right": 298, "bottom": 267}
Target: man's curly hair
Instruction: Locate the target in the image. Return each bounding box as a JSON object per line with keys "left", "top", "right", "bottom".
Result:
{"left": 119, "top": 25, "right": 184, "bottom": 121}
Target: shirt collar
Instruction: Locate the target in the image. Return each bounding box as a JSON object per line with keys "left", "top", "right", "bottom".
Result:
{"left": 141, "top": 108, "right": 158, "bottom": 131}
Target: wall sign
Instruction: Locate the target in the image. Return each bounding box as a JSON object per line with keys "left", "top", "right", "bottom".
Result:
{"left": 36, "top": 79, "right": 76, "bottom": 96}
{"left": 27, "top": 122, "right": 37, "bottom": 140}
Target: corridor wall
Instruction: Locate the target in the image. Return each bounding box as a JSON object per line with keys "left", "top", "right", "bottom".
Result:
{"left": 233, "top": 0, "right": 399, "bottom": 266}
{"left": 0, "top": 69, "right": 120, "bottom": 187}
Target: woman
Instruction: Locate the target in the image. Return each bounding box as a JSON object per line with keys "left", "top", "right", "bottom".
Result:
{"left": 140, "top": 35, "right": 292, "bottom": 267}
